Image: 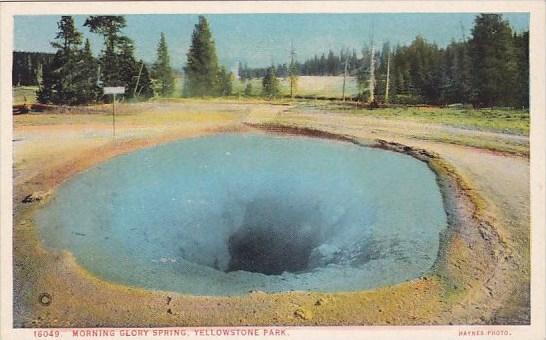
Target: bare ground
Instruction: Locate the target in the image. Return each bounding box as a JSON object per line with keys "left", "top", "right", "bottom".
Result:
{"left": 12, "top": 101, "right": 529, "bottom": 326}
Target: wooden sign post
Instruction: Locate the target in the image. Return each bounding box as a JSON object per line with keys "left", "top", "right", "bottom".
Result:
{"left": 103, "top": 87, "right": 125, "bottom": 137}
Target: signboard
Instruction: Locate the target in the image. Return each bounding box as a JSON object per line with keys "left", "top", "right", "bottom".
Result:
{"left": 103, "top": 86, "right": 125, "bottom": 95}
{"left": 103, "top": 87, "right": 125, "bottom": 138}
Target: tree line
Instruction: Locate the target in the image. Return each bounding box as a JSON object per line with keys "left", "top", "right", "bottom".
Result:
{"left": 239, "top": 14, "right": 529, "bottom": 108}
{"left": 238, "top": 49, "right": 361, "bottom": 79}
{"left": 383, "top": 17, "right": 528, "bottom": 108}
{"left": 24, "top": 14, "right": 528, "bottom": 108}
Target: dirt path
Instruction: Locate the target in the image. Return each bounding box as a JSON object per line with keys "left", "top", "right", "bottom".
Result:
{"left": 12, "top": 101, "right": 529, "bottom": 326}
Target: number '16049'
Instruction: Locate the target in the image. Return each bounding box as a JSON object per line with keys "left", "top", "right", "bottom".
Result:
{"left": 33, "top": 330, "right": 60, "bottom": 338}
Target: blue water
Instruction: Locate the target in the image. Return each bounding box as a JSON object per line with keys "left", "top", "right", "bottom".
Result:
{"left": 36, "top": 134, "right": 447, "bottom": 296}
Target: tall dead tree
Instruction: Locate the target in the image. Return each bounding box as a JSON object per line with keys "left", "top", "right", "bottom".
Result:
{"left": 133, "top": 61, "right": 144, "bottom": 97}
{"left": 367, "top": 22, "right": 376, "bottom": 104}
{"left": 342, "top": 49, "right": 349, "bottom": 102}
{"left": 289, "top": 41, "right": 297, "bottom": 99}
{"left": 368, "top": 43, "right": 375, "bottom": 103}
{"left": 385, "top": 47, "right": 391, "bottom": 104}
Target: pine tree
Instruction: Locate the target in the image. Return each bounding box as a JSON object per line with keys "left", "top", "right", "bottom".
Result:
{"left": 122, "top": 39, "right": 154, "bottom": 100}
{"left": 326, "top": 50, "right": 337, "bottom": 75}
{"left": 373, "top": 43, "right": 390, "bottom": 100}
{"left": 152, "top": 32, "right": 175, "bottom": 96}
{"left": 117, "top": 36, "right": 139, "bottom": 97}
{"left": 135, "top": 62, "right": 154, "bottom": 99}
{"left": 85, "top": 15, "right": 153, "bottom": 101}
{"left": 289, "top": 43, "right": 298, "bottom": 98}
{"left": 244, "top": 82, "right": 253, "bottom": 96}
{"left": 37, "top": 57, "right": 58, "bottom": 104}
{"left": 513, "top": 31, "right": 529, "bottom": 108}
{"left": 36, "top": 62, "right": 43, "bottom": 90}
{"left": 238, "top": 61, "right": 250, "bottom": 81}
{"left": 454, "top": 41, "right": 472, "bottom": 105}
{"left": 84, "top": 16, "right": 127, "bottom": 88}
{"left": 38, "top": 16, "right": 99, "bottom": 105}
{"left": 469, "top": 14, "right": 518, "bottom": 107}
{"left": 438, "top": 44, "right": 456, "bottom": 104}
{"left": 391, "top": 45, "right": 410, "bottom": 100}
{"left": 356, "top": 46, "right": 372, "bottom": 102}
{"left": 38, "top": 16, "right": 82, "bottom": 104}
{"left": 184, "top": 16, "right": 219, "bottom": 97}
{"left": 72, "top": 39, "right": 101, "bottom": 104}
{"left": 216, "top": 66, "right": 233, "bottom": 96}
{"left": 406, "top": 36, "right": 442, "bottom": 103}
{"left": 262, "top": 66, "right": 279, "bottom": 98}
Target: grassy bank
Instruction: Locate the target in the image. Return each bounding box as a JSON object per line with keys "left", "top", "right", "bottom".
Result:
{"left": 322, "top": 103, "right": 530, "bottom": 135}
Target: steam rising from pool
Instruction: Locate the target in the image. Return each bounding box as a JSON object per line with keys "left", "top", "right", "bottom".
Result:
{"left": 37, "top": 134, "right": 447, "bottom": 295}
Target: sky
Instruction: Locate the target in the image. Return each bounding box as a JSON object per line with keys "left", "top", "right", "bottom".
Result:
{"left": 14, "top": 13, "right": 529, "bottom": 71}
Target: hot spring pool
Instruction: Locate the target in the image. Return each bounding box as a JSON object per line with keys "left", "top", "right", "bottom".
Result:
{"left": 37, "top": 134, "right": 447, "bottom": 296}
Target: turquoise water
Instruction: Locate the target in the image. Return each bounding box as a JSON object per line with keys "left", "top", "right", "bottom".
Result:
{"left": 36, "top": 134, "right": 447, "bottom": 296}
